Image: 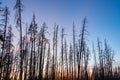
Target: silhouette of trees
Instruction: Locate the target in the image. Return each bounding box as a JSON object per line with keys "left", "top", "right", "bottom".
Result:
{"left": 0, "top": 5, "right": 10, "bottom": 80}
{"left": 52, "top": 24, "right": 58, "bottom": 80}
{"left": 5, "top": 26, "right": 14, "bottom": 80}
{"left": 38, "top": 22, "right": 48, "bottom": 80}
{"left": 61, "top": 27, "right": 64, "bottom": 80}
{"left": 0, "top": 1, "right": 119, "bottom": 80}
{"left": 92, "top": 38, "right": 115, "bottom": 80}
{"left": 92, "top": 42, "right": 98, "bottom": 80}
{"left": 14, "top": 0, "right": 23, "bottom": 80}
{"left": 73, "top": 23, "right": 76, "bottom": 80}
{"left": 28, "top": 14, "right": 37, "bottom": 80}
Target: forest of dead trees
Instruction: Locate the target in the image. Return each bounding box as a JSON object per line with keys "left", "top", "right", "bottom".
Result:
{"left": 0, "top": 0, "right": 120, "bottom": 80}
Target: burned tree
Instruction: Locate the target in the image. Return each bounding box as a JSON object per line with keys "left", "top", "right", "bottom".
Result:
{"left": 14, "top": 0, "right": 23, "bottom": 80}
{"left": 97, "top": 38, "right": 104, "bottom": 80}
{"left": 73, "top": 23, "right": 76, "bottom": 79}
{"left": 69, "top": 42, "right": 73, "bottom": 80}
{"left": 92, "top": 42, "right": 98, "bottom": 80}
{"left": 5, "top": 26, "right": 14, "bottom": 80}
{"left": 77, "top": 18, "right": 88, "bottom": 80}
{"left": 52, "top": 24, "right": 58, "bottom": 80}
{"left": 28, "top": 14, "right": 37, "bottom": 80}
{"left": 38, "top": 22, "right": 48, "bottom": 80}
{"left": 61, "top": 28, "right": 64, "bottom": 80}
{"left": 0, "top": 6, "right": 10, "bottom": 80}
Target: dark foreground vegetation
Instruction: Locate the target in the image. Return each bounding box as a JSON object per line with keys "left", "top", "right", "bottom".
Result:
{"left": 0, "top": 0, "right": 120, "bottom": 80}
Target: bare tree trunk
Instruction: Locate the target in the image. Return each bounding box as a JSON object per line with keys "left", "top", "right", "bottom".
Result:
{"left": 19, "top": 3, "right": 23, "bottom": 80}
{"left": 45, "top": 43, "right": 50, "bottom": 80}
{"left": 92, "top": 42, "right": 98, "bottom": 80}
{"left": 14, "top": 0, "right": 23, "bottom": 79}
{"left": 64, "top": 39, "right": 68, "bottom": 80}
{"left": 73, "top": 23, "right": 76, "bottom": 80}
{"left": 77, "top": 18, "right": 87, "bottom": 80}
{"left": 61, "top": 28, "right": 64, "bottom": 80}
{"left": 29, "top": 34, "right": 33, "bottom": 80}
{"left": 97, "top": 38, "right": 104, "bottom": 80}
{"left": 5, "top": 26, "right": 12, "bottom": 80}
{"left": 69, "top": 43, "right": 73, "bottom": 80}
{"left": 24, "top": 25, "right": 28, "bottom": 80}
{"left": 39, "top": 23, "right": 46, "bottom": 80}
{"left": 1, "top": 6, "right": 9, "bottom": 80}
{"left": 33, "top": 14, "right": 37, "bottom": 80}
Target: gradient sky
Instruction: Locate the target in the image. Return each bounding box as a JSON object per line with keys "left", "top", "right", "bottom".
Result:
{"left": 1, "top": 0, "right": 120, "bottom": 65}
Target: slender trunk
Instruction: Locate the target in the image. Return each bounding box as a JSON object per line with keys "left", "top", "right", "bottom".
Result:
{"left": 3, "top": 7, "right": 9, "bottom": 80}
{"left": 45, "top": 43, "right": 50, "bottom": 80}
{"left": 29, "top": 34, "right": 33, "bottom": 80}
{"left": 33, "top": 32, "right": 36, "bottom": 80}
{"left": 61, "top": 28, "right": 64, "bottom": 80}
{"left": 41, "top": 42, "right": 46, "bottom": 77}
{"left": 6, "top": 27, "right": 12, "bottom": 80}
{"left": 73, "top": 23, "right": 76, "bottom": 79}
{"left": 39, "top": 25, "right": 45, "bottom": 80}
{"left": 18, "top": 0, "right": 23, "bottom": 79}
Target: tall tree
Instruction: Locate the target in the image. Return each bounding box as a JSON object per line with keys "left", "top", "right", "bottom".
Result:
{"left": 104, "top": 39, "right": 114, "bottom": 79}
{"left": 38, "top": 22, "right": 47, "bottom": 80}
{"left": 69, "top": 42, "right": 73, "bottom": 80}
{"left": 77, "top": 18, "right": 87, "bottom": 80}
{"left": 61, "top": 28, "right": 64, "bottom": 80}
{"left": 92, "top": 42, "right": 98, "bottom": 80}
{"left": 5, "top": 26, "right": 14, "bottom": 80}
{"left": 45, "top": 42, "right": 50, "bottom": 80}
{"left": 28, "top": 14, "right": 37, "bottom": 80}
{"left": 52, "top": 24, "right": 58, "bottom": 80}
{"left": 64, "top": 39, "right": 68, "bottom": 80}
{"left": 73, "top": 23, "right": 76, "bottom": 79}
{"left": 14, "top": 0, "right": 23, "bottom": 80}
{"left": 0, "top": 6, "right": 10, "bottom": 80}
{"left": 84, "top": 46, "right": 90, "bottom": 80}
{"left": 1, "top": 6, "right": 9, "bottom": 55}
{"left": 23, "top": 24, "right": 28, "bottom": 80}
{"left": 97, "top": 38, "right": 104, "bottom": 80}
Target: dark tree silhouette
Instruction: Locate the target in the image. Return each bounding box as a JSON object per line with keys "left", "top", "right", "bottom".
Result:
{"left": 0, "top": 1, "right": 118, "bottom": 80}
{"left": 0, "top": 6, "right": 10, "bottom": 80}
{"left": 5, "top": 26, "right": 14, "bottom": 80}
{"left": 14, "top": 0, "right": 23, "bottom": 80}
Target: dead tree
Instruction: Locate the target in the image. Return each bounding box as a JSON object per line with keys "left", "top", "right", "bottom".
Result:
{"left": 84, "top": 46, "right": 90, "bottom": 80}
{"left": 23, "top": 24, "right": 28, "bottom": 80}
{"left": 32, "top": 14, "right": 37, "bottom": 80}
{"left": 28, "top": 23, "right": 34, "bottom": 80}
{"left": 92, "top": 42, "right": 98, "bottom": 80}
{"left": 0, "top": 6, "right": 10, "bottom": 80}
{"left": 28, "top": 14, "right": 37, "bottom": 80}
{"left": 52, "top": 24, "right": 58, "bottom": 80}
{"left": 38, "top": 22, "right": 47, "bottom": 80}
{"left": 55, "top": 25, "right": 58, "bottom": 79}
{"left": 5, "top": 26, "right": 14, "bottom": 80}
{"left": 45, "top": 42, "right": 50, "bottom": 80}
{"left": 61, "top": 28, "right": 64, "bottom": 80}
{"left": 77, "top": 18, "right": 87, "bottom": 80}
{"left": 14, "top": 0, "right": 23, "bottom": 79}
{"left": 97, "top": 38, "right": 104, "bottom": 80}
{"left": 1, "top": 6, "right": 9, "bottom": 55}
{"left": 104, "top": 39, "right": 114, "bottom": 79}
{"left": 73, "top": 23, "right": 76, "bottom": 79}
{"left": 64, "top": 39, "right": 68, "bottom": 80}
{"left": 69, "top": 43, "right": 73, "bottom": 80}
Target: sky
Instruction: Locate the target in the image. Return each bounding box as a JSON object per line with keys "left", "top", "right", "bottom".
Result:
{"left": 1, "top": 0, "right": 120, "bottom": 65}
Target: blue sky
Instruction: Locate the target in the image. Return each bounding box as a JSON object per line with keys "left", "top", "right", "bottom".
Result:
{"left": 1, "top": 0, "right": 120, "bottom": 65}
